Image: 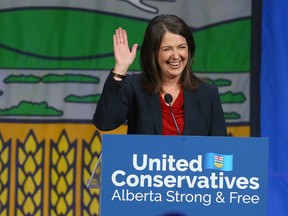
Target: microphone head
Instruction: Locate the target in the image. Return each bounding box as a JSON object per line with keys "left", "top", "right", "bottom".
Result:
{"left": 164, "top": 93, "right": 173, "bottom": 104}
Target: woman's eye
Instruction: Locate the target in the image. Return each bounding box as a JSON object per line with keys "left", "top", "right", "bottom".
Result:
{"left": 162, "top": 48, "right": 171, "bottom": 51}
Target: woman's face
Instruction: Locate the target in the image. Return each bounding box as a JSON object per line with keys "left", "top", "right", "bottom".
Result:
{"left": 157, "top": 32, "right": 188, "bottom": 81}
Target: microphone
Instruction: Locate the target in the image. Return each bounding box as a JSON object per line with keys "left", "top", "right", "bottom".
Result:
{"left": 164, "top": 94, "right": 181, "bottom": 135}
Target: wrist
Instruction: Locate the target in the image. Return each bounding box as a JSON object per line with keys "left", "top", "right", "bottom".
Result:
{"left": 111, "top": 70, "right": 126, "bottom": 80}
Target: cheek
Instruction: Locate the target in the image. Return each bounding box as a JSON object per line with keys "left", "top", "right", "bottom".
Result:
{"left": 160, "top": 50, "right": 172, "bottom": 58}
{"left": 180, "top": 50, "right": 189, "bottom": 58}
{"left": 158, "top": 54, "right": 169, "bottom": 64}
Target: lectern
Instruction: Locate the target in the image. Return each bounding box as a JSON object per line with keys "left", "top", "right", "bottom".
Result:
{"left": 88, "top": 135, "right": 268, "bottom": 216}
{"left": 87, "top": 153, "right": 102, "bottom": 189}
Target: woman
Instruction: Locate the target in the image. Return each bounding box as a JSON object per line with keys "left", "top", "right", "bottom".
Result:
{"left": 93, "top": 14, "right": 227, "bottom": 136}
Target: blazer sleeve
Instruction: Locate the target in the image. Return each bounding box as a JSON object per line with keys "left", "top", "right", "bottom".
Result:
{"left": 92, "top": 72, "right": 130, "bottom": 131}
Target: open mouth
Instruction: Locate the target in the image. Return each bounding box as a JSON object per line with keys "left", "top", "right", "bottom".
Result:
{"left": 168, "top": 61, "right": 181, "bottom": 68}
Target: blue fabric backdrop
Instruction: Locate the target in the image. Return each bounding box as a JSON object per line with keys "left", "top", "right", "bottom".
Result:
{"left": 261, "top": 0, "right": 288, "bottom": 215}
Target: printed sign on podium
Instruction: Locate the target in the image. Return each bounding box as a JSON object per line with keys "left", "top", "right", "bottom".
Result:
{"left": 99, "top": 135, "right": 268, "bottom": 216}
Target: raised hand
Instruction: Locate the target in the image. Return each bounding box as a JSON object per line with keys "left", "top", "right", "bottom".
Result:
{"left": 113, "top": 27, "right": 138, "bottom": 75}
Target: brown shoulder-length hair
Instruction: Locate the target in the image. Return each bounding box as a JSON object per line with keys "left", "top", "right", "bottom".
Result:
{"left": 140, "top": 14, "right": 202, "bottom": 94}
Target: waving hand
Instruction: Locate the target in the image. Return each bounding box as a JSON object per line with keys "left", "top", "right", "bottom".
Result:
{"left": 113, "top": 28, "right": 138, "bottom": 76}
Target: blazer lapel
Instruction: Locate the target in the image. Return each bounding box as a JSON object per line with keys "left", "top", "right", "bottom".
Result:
{"left": 184, "top": 89, "right": 199, "bottom": 135}
{"left": 144, "top": 93, "right": 162, "bottom": 134}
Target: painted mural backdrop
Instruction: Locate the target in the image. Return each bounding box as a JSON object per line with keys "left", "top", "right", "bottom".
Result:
{"left": 0, "top": 0, "right": 252, "bottom": 215}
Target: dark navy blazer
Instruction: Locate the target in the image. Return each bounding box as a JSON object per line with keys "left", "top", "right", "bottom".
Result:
{"left": 93, "top": 73, "right": 227, "bottom": 136}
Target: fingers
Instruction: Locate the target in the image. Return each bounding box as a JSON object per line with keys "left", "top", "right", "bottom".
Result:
{"left": 131, "top": 43, "right": 138, "bottom": 57}
{"left": 113, "top": 27, "right": 138, "bottom": 67}
{"left": 114, "top": 27, "right": 127, "bottom": 45}
{"left": 123, "top": 28, "right": 128, "bottom": 44}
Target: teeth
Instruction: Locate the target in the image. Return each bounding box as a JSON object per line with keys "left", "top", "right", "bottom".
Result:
{"left": 169, "top": 62, "right": 180, "bottom": 67}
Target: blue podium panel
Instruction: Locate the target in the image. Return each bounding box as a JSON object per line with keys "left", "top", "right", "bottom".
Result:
{"left": 100, "top": 135, "right": 268, "bottom": 216}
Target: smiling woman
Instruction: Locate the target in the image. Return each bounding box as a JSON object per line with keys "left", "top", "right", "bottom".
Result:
{"left": 93, "top": 14, "right": 227, "bottom": 136}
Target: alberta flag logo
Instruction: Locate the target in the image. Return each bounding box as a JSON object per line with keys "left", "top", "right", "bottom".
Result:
{"left": 204, "top": 153, "right": 233, "bottom": 171}
{"left": 214, "top": 155, "right": 224, "bottom": 168}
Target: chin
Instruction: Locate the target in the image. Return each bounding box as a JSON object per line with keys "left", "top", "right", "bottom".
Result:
{"left": 170, "top": 68, "right": 184, "bottom": 75}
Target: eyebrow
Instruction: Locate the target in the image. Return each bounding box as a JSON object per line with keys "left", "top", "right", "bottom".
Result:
{"left": 160, "top": 43, "right": 188, "bottom": 48}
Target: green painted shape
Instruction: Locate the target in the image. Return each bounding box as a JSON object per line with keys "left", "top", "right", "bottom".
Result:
{"left": 224, "top": 112, "right": 241, "bottom": 120}
{"left": 4, "top": 75, "right": 41, "bottom": 83}
{"left": 64, "top": 94, "right": 101, "bottom": 103}
{"left": 3, "top": 73, "right": 100, "bottom": 83}
{"left": 205, "top": 78, "right": 232, "bottom": 87}
{"left": 41, "top": 74, "right": 100, "bottom": 83}
{"left": 0, "top": 101, "right": 63, "bottom": 116}
{"left": 0, "top": 9, "right": 250, "bottom": 72}
{"left": 0, "top": 9, "right": 146, "bottom": 69}
{"left": 193, "top": 19, "right": 251, "bottom": 72}
{"left": 0, "top": 9, "right": 146, "bottom": 56}
{"left": 220, "top": 91, "right": 246, "bottom": 103}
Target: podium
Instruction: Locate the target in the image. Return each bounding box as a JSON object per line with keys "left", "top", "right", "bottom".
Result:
{"left": 87, "top": 135, "right": 268, "bottom": 216}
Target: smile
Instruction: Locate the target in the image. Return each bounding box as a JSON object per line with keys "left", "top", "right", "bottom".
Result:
{"left": 168, "top": 61, "right": 181, "bottom": 68}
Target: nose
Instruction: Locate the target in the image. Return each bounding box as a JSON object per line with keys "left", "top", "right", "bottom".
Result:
{"left": 172, "top": 49, "right": 180, "bottom": 59}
